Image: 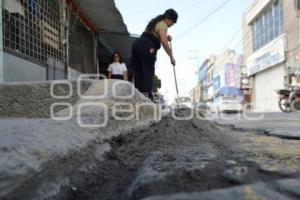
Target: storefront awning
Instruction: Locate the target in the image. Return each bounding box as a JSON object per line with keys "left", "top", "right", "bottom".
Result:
{"left": 98, "top": 32, "right": 138, "bottom": 62}
{"left": 68, "top": 0, "right": 129, "bottom": 34}
{"left": 97, "top": 32, "right": 139, "bottom": 75}
{"left": 67, "top": 0, "right": 139, "bottom": 76}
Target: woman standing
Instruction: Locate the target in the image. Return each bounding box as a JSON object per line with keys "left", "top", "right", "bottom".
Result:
{"left": 131, "top": 9, "right": 178, "bottom": 100}
{"left": 107, "top": 52, "right": 128, "bottom": 80}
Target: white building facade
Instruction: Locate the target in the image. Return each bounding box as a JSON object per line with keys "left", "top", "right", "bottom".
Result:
{"left": 243, "top": 0, "right": 300, "bottom": 112}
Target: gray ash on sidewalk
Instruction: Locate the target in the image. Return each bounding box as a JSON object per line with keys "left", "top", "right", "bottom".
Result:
{"left": 61, "top": 111, "right": 239, "bottom": 200}
{"left": 56, "top": 109, "right": 300, "bottom": 200}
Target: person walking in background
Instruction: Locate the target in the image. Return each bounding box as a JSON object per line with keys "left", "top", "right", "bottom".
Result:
{"left": 131, "top": 9, "right": 178, "bottom": 100}
{"left": 107, "top": 52, "right": 128, "bottom": 80}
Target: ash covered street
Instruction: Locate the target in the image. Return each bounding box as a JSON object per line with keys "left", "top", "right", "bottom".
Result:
{"left": 1, "top": 0, "right": 300, "bottom": 200}
{"left": 61, "top": 111, "right": 300, "bottom": 200}
{"left": 0, "top": 81, "right": 300, "bottom": 200}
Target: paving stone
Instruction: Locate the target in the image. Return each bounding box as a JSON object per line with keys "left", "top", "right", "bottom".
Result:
{"left": 274, "top": 178, "right": 300, "bottom": 198}
{"left": 257, "top": 159, "right": 300, "bottom": 176}
{"left": 142, "top": 181, "right": 292, "bottom": 200}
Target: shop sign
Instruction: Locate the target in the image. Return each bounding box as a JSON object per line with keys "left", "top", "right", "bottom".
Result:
{"left": 247, "top": 34, "right": 285, "bottom": 76}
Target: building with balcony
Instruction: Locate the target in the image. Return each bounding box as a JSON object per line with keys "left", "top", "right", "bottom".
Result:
{"left": 243, "top": 0, "right": 300, "bottom": 111}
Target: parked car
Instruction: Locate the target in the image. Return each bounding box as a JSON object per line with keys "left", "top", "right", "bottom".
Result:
{"left": 209, "top": 87, "right": 244, "bottom": 113}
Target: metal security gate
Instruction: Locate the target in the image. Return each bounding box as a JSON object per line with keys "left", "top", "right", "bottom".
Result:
{"left": 68, "top": 11, "right": 96, "bottom": 74}
{"left": 2, "top": 0, "right": 65, "bottom": 80}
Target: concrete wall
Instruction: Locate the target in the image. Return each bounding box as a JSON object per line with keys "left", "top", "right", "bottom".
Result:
{"left": 243, "top": 0, "right": 300, "bottom": 111}
{"left": 47, "top": 57, "right": 66, "bottom": 80}
{"left": 3, "top": 52, "right": 67, "bottom": 82}
{"left": 69, "top": 14, "right": 96, "bottom": 74}
{"left": 0, "top": 80, "right": 91, "bottom": 118}
{"left": 284, "top": 0, "right": 300, "bottom": 67}
{"left": 242, "top": 10, "right": 253, "bottom": 60}
{"left": 284, "top": 0, "right": 299, "bottom": 53}
{"left": 243, "top": 0, "right": 300, "bottom": 59}
{"left": 68, "top": 67, "right": 82, "bottom": 80}
{"left": 3, "top": 52, "right": 47, "bottom": 82}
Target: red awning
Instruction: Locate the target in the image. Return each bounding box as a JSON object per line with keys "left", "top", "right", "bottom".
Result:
{"left": 66, "top": 0, "right": 129, "bottom": 34}
{"left": 66, "top": 0, "right": 98, "bottom": 33}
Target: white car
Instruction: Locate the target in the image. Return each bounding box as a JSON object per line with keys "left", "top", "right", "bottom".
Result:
{"left": 211, "top": 96, "right": 243, "bottom": 113}
{"left": 210, "top": 86, "right": 244, "bottom": 113}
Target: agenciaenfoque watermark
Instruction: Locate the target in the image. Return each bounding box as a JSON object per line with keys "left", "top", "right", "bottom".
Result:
{"left": 50, "top": 74, "right": 265, "bottom": 128}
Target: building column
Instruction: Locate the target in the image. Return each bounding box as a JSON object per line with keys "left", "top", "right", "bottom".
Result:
{"left": 94, "top": 34, "right": 99, "bottom": 77}
{"left": 60, "top": 0, "right": 69, "bottom": 79}
{"left": 0, "top": 0, "right": 3, "bottom": 83}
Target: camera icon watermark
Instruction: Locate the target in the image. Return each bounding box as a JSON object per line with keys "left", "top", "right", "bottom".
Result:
{"left": 50, "top": 102, "right": 73, "bottom": 121}
{"left": 50, "top": 80, "right": 73, "bottom": 99}
{"left": 77, "top": 74, "right": 108, "bottom": 99}
{"left": 77, "top": 102, "right": 108, "bottom": 128}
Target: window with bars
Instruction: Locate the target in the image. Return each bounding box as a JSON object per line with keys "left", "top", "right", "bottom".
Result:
{"left": 2, "top": 0, "right": 64, "bottom": 64}
{"left": 252, "top": 0, "right": 283, "bottom": 52}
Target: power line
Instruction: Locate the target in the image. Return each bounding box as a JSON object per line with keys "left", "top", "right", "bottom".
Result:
{"left": 178, "top": 0, "right": 204, "bottom": 12}
{"left": 175, "top": 0, "right": 258, "bottom": 50}
{"left": 204, "top": 0, "right": 291, "bottom": 72}
{"left": 175, "top": 0, "right": 231, "bottom": 39}
{"left": 124, "top": 0, "right": 184, "bottom": 17}
{"left": 223, "top": 26, "right": 242, "bottom": 49}
{"left": 223, "top": 0, "right": 261, "bottom": 51}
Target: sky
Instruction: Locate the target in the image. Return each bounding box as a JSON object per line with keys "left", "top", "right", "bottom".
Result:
{"left": 115, "top": 0, "right": 253, "bottom": 103}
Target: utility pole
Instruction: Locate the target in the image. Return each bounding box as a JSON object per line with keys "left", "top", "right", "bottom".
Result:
{"left": 60, "top": 0, "right": 69, "bottom": 79}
